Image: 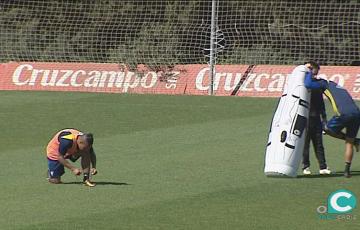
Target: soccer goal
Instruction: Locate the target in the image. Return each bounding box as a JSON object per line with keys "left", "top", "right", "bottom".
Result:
{"left": 0, "top": 0, "right": 359, "bottom": 94}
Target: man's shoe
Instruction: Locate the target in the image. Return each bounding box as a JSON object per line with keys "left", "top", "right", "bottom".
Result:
{"left": 303, "top": 167, "right": 311, "bottom": 175}
{"left": 344, "top": 171, "right": 352, "bottom": 178}
{"left": 319, "top": 167, "right": 331, "bottom": 175}
{"left": 83, "top": 179, "right": 96, "bottom": 187}
{"left": 48, "top": 178, "right": 62, "bottom": 184}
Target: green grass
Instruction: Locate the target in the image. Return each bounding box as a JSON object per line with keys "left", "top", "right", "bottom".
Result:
{"left": 0, "top": 91, "right": 359, "bottom": 229}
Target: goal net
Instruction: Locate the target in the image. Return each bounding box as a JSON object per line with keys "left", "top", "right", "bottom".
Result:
{"left": 1, "top": 0, "right": 359, "bottom": 66}
{"left": 0, "top": 1, "right": 359, "bottom": 96}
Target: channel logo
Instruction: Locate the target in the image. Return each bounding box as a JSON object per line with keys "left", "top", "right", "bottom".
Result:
{"left": 328, "top": 190, "right": 356, "bottom": 214}
{"left": 317, "top": 189, "right": 357, "bottom": 220}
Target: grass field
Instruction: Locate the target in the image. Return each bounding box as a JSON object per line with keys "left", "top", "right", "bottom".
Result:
{"left": 0, "top": 91, "right": 359, "bottom": 230}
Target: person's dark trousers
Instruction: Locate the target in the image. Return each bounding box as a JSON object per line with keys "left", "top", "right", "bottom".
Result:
{"left": 303, "top": 116, "right": 327, "bottom": 170}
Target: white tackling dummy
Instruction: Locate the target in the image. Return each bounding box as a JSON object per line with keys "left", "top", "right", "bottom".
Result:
{"left": 264, "top": 65, "right": 311, "bottom": 177}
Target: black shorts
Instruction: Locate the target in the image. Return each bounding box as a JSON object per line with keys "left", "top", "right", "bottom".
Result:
{"left": 327, "top": 113, "right": 360, "bottom": 139}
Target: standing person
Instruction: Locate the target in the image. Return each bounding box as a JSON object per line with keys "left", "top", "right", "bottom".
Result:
{"left": 46, "top": 128, "right": 97, "bottom": 186}
{"left": 304, "top": 71, "right": 360, "bottom": 177}
{"left": 302, "top": 86, "right": 331, "bottom": 175}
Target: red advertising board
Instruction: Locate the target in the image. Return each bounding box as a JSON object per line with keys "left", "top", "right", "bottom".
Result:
{"left": 0, "top": 62, "right": 187, "bottom": 95}
{"left": 183, "top": 64, "right": 250, "bottom": 96}
{"left": 1, "top": 62, "right": 360, "bottom": 99}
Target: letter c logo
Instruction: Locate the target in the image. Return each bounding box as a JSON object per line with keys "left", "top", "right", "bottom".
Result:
{"left": 328, "top": 190, "right": 356, "bottom": 214}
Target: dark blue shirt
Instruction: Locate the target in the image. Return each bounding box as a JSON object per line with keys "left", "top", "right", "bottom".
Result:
{"left": 57, "top": 131, "right": 74, "bottom": 156}
{"left": 304, "top": 73, "right": 360, "bottom": 116}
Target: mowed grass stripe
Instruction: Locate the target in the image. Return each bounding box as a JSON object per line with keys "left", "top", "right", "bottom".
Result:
{"left": 15, "top": 181, "right": 360, "bottom": 230}
{"left": 0, "top": 91, "right": 268, "bottom": 151}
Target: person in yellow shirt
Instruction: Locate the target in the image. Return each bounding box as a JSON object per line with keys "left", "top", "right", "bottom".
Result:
{"left": 305, "top": 72, "right": 360, "bottom": 177}
{"left": 46, "top": 128, "right": 97, "bottom": 186}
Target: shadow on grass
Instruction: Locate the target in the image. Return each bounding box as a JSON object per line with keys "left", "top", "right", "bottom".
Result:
{"left": 297, "top": 170, "right": 360, "bottom": 179}
{"left": 62, "top": 181, "right": 131, "bottom": 186}
{"left": 266, "top": 171, "right": 360, "bottom": 179}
